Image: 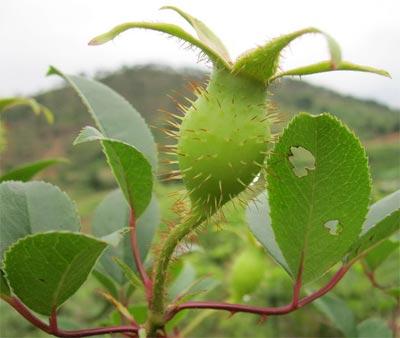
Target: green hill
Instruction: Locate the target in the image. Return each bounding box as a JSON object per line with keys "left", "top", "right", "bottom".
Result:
{"left": 1, "top": 64, "right": 399, "bottom": 196}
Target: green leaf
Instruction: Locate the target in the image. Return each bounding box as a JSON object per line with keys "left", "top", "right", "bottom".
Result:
{"left": 267, "top": 113, "right": 370, "bottom": 283}
{"left": 3, "top": 232, "right": 107, "bottom": 315}
{"left": 0, "top": 270, "right": 11, "bottom": 298}
{"left": 0, "top": 181, "right": 80, "bottom": 261}
{"left": 270, "top": 60, "right": 391, "bottom": 81}
{"left": 169, "top": 261, "right": 196, "bottom": 300}
{"left": 0, "top": 158, "right": 67, "bottom": 183}
{"left": 346, "top": 190, "right": 400, "bottom": 264}
{"left": 100, "top": 228, "right": 131, "bottom": 247}
{"left": 356, "top": 318, "right": 392, "bottom": 338}
{"left": 92, "top": 189, "right": 160, "bottom": 284}
{"left": 387, "top": 287, "right": 400, "bottom": 298}
{"left": 92, "top": 270, "right": 119, "bottom": 299}
{"left": 88, "top": 21, "right": 230, "bottom": 69}
{"left": 47, "top": 67, "right": 158, "bottom": 169}
{"left": 364, "top": 240, "right": 399, "bottom": 271}
{"left": 0, "top": 97, "right": 54, "bottom": 124}
{"left": 233, "top": 27, "right": 341, "bottom": 82}
{"left": 168, "top": 260, "right": 219, "bottom": 302}
{"left": 129, "top": 304, "right": 148, "bottom": 325}
{"left": 113, "top": 257, "right": 143, "bottom": 289}
{"left": 361, "top": 190, "right": 400, "bottom": 235}
{"left": 246, "top": 192, "right": 290, "bottom": 272}
{"left": 74, "top": 126, "right": 153, "bottom": 216}
{"left": 313, "top": 294, "right": 357, "bottom": 337}
{"left": 160, "top": 6, "right": 231, "bottom": 63}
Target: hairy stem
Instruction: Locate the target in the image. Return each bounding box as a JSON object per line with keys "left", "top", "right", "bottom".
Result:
{"left": 4, "top": 297, "right": 138, "bottom": 337}
{"left": 129, "top": 208, "right": 152, "bottom": 300}
{"left": 148, "top": 214, "right": 205, "bottom": 334}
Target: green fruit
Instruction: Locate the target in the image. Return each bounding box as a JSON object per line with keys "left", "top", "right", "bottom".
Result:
{"left": 178, "top": 68, "right": 270, "bottom": 215}
{"left": 90, "top": 6, "right": 389, "bottom": 218}
{"left": 230, "top": 248, "right": 266, "bottom": 300}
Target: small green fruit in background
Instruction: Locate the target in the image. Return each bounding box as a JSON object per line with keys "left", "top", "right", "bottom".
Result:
{"left": 229, "top": 248, "right": 267, "bottom": 301}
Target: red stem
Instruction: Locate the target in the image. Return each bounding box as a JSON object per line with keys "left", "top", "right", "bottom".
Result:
{"left": 4, "top": 297, "right": 138, "bottom": 337}
{"left": 7, "top": 297, "right": 52, "bottom": 334}
{"left": 129, "top": 208, "right": 153, "bottom": 301}
{"left": 165, "top": 264, "right": 350, "bottom": 321}
{"left": 361, "top": 260, "right": 387, "bottom": 290}
{"left": 55, "top": 326, "right": 138, "bottom": 338}
{"left": 298, "top": 264, "right": 350, "bottom": 306}
{"left": 49, "top": 309, "right": 58, "bottom": 332}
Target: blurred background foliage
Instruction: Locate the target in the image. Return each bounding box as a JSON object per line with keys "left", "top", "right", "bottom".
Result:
{"left": 0, "top": 64, "right": 399, "bottom": 337}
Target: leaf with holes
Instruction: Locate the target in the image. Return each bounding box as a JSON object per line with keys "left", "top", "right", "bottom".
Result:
{"left": 346, "top": 190, "right": 400, "bottom": 263}
{"left": 0, "top": 181, "right": 80, "bottom": 261}
{"left": 3, "top": 232, "right": 107, "bottom": 315}
{"left": 267, "top": 113, "right": 370, "bottom": 283}
{"left": 74, "top": 126, "right": 153, "bottom": 216}
{"left": 47, "top": 67, "right": 157, "bottom": 169}
{"left": 0, "top": 158, "right": 67, "bottom": 183}
{"left": 92, "top": 189, "right": 160, "bottom": 284}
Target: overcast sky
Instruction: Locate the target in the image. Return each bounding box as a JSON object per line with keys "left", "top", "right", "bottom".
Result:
{"left": 1, "top": 0, "right": 399, "bottom": 109}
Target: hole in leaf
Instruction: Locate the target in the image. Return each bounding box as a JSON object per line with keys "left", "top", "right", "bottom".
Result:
{"left": 288, "top": 146, "right": 315, "bottom": 177}
{"left": 38, "top": 278, "right": 46, "bottom": 283}
{"left": 324, "top": 220, "right": 343, "bottom": 236}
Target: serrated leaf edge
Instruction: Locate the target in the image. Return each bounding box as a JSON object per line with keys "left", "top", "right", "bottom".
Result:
{"left": 0, "top": 180, "right": 82, "bottom": 234}
{"left": 2, "top": 231, "right": 109, "bottom": 312}
{"left": 47, "top": 66, "right": 158, "bottom": 170}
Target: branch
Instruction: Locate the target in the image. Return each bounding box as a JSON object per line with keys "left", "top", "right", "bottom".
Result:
{"left": 5, "top": 297, "right": 51, "bottom": 334}
{"left": 129, "top": 208, "right": 152, "bottom": 300}
{"left": 360, "top": 260, "right": 387, "bottom": 291}
{"left": 298, "top": 264, "right": 350, "bottom": 306}
{"left": 4, "top": 297, "right": 139, "bottom": 337}
{"left": 165, "top": 264, "right": 351, "bottom": 321}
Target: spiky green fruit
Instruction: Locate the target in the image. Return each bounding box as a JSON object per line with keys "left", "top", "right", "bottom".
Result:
{"left": 178, "top": 68, "right": 270, "bottom": 215}
{"left": 89, "top": 5, "right": 390, "bottom": 217}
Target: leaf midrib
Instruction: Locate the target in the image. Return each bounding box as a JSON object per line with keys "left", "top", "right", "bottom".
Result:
{"left": 299, "top": 119, "right": 318, "bottom": 273}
